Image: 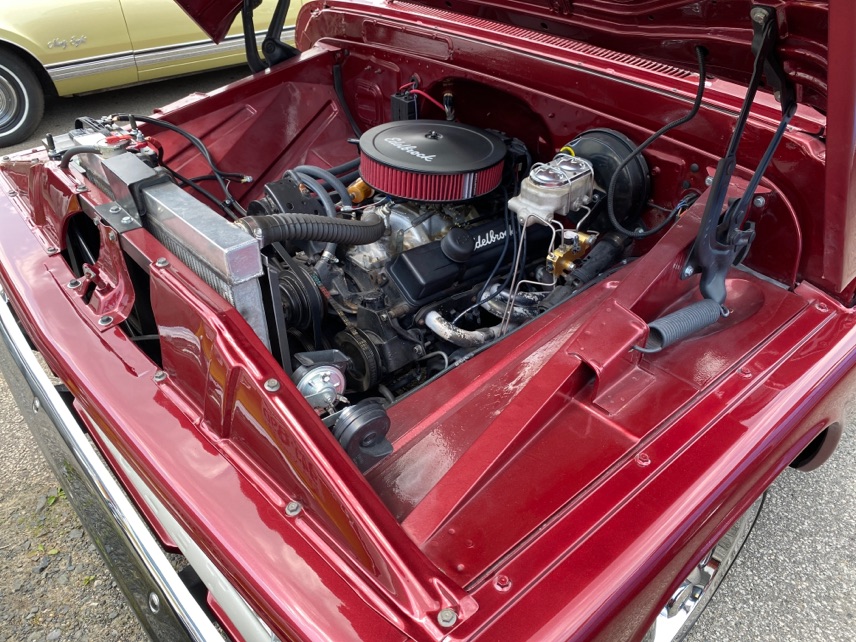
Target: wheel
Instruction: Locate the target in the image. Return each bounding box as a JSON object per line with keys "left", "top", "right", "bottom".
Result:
{"left": 0, "top": 50, "right": 44, "bottom": 147}
{"left": 644, "top": 493, "right": 766, "bottom": 642}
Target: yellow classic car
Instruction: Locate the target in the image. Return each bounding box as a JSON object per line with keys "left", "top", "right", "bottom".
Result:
{"left": 0, "top": 0, "right": 299, "bottom": 147}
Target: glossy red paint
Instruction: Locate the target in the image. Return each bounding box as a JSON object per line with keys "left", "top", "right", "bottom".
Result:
{"left": 177, "top": 0, "right": 829, "bottom": 112}
{"left": 171, "top": 0, "right": 243, "bottom": 43}
{"left": 1, "top": 1, "right": 855, "bottom": 640}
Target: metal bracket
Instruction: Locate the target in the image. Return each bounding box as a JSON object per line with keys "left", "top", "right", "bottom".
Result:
{"left": 93, "top": 202, "right": 141, "bottom": 234}
{"left": 684, "top": 5, "right": 797, "bottom": 305}
{"left": 242, "top": 0, "right": 298, "bottom": 73}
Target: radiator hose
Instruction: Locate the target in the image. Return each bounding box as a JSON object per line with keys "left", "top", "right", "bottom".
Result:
{"left": 236, "top": 212, "right": 385, "bottom": 247}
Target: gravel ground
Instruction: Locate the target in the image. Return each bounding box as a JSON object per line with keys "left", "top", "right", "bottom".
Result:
{"left": 1, "top": 69, "right": 855, "bottom": 642}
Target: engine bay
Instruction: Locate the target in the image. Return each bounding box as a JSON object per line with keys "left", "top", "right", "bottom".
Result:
{"left": 40, "top": 10, "right": 818, "bottom": 477}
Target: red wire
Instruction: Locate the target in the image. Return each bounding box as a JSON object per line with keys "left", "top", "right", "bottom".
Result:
{"left": 408, "top": 89, "right": 446, "bottom": 113}
{"left": 399, "top": 81, "right": 416, "bottom": 91}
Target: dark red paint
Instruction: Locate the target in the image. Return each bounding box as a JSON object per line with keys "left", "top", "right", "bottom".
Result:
{"left": 1, "top": 1, "right": 854, "bottom": 640}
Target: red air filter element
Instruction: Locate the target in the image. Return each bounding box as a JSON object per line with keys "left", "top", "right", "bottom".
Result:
{"left": 359, "top": 120, "right": 506, "bottom": 202}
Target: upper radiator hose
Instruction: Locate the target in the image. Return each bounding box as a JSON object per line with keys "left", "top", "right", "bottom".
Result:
{"left": 235, "top": 212, "right": 385, "bottom": 247}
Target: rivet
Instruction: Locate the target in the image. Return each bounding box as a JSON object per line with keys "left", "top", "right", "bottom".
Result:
{"left": 109, "top": 205, "right": 121, "bottom": 213}
{"left": 635, "top": 453, "right": 651, "bottom": 467}
{"left": 437, "top": 608, "right": 458, "bottom": 628}
{"left": 285, "top": 501, "right": 302, "bottom": 516}
{"left": 7, "top": 189, "right": 16, "bottom": 196}
{"left": 815, "top": 302, "right": 828, "bottom": 312}
{"left": 155, "top": 257, "right": 169, "bottom": 268}
{"left": 121, "top": 216, "right": 132, "bottom": 224}
{"left": 704, "top": 176, "right": 714, "bottom": 186}
{"left": 32, "top": 397, "right": 41, "bottom": 413}
{"left": 108, "top": 231, "right": 116, "bottom": 241}
{"left": 682, "top": 266, "right": 695, "bottom": 278}
{"left": 46, "top": 247, "right": 59, "bottom": 254}
{"left": 738, "top": 367, "right": 752, "bottom": 378}
{"left": 67, "top": 279, "right": 81, "bottom": 289}
{"left": 98, "top": 315, "right": 113, "bottom": 326}
{"left": 753, "top": 195, "right": 766, "bottom": 208}
{"left": 75, "top": 184, "right": 87, "bottom": 193}
{"left": 264, "top": 378, "right": 281, "bottom": 392}
{"left": 148, "top": 592, "right": 161, "bottom": 614}
{"left": 1, "top": 155, "right": 9, "bottom": 161}
{"left": 153, "top": 370, "right": 167, "bottom": 382}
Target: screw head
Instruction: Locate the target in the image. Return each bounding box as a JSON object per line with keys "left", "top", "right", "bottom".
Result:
{"left": 635, "top": 452, "right": 652, "bottom": 467}
{"left": 46, "top": 247, "right": 59, "bottom": 254}
{"left": 98, "top": 315, "right": 113, "bottom": 326}
{"left": 437, "top": 608, "right": 458, "bottom": 628}
{"left": 67, "top": 279, "right": 81, "bottom": 289}
{"left": 682, "top": 266, "right": 695, "bottom": 278}
{"left": 751, "top": 7, "right": 767, "bottom": 23}
{"left": 285, "top": 501, "right": 302, "bottom": 516}
{"left": 109, "top": 205, "right": 121, "bottom": 214}
{"left": 494, "top": 574, "right": 512, "bottom": 591}
{"left": 108, "top": 231, "right": 117, "bottom": 242}
{"left": 155, "top": 257, "right": 169, "bottom": 268}
{"left": 264, "top": 378, "right": 281, "bottom": 392}
{"left": 121, "top": 216, "right": 132, "bottom": 224}
{"left": 148, "top": 592, "right": 161, "bottom": 614}
{"left": 753, "top": 195, "right": 766, "bottom": 208}
{"left": 75, "top": 184, "right": 87, "bottom": 193}
{"left": 8, "top": 189, "right": 16, "bottom": 196}
{"left": 32, "top": 397, "right": 41, "bottom": 413}
{"left": 704, "top": 176, "right": 714, "bottom": 186}
{"left": 153, "top": 370, "right": 167, "bottom": 382}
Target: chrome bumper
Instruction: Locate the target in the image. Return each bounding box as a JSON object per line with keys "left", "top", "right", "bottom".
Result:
{"left": 0, "top": 288, "right": 224, "bottom": 641}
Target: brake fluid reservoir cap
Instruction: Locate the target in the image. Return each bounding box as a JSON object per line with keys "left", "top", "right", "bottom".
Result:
{"left": 441, "top": 228, "right": 475, "bottom": 263}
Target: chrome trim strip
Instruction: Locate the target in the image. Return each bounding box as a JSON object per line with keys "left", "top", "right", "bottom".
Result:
{"left": 94, "top": 421, "right": 281, "bottom": 642}
{"left": 46, "top": 28, "right": 295, "bottom": 81}
{"left": 47, "top": 54, "right": 136, "bottom": 81}
{"left": 133, "top": 35, "right": 251, "bottom": 67}
{"left": 0, "top": 289, "right": 225, "bottom": 642}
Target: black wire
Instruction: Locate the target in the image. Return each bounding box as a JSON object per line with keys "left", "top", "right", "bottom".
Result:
{"left": 113, "top": 113, "right": 247, "bottom": 217}
{"left": 606, "top": 46, "right": 708, "bottom": 239}
{"left": 637, "top": 193, "right": 698, "bottom": 237}
{"left": 647, "top": 201, "right": 674, "bottom": 213}
{"left": 170, "top": 169, "right": 238, "bottom": 221}
{"left": 129, "top": 334, "right": 160, "bottom": 343}
{"left": 452, "top": 192, "right": 515, "bottom": 325}
{"left": 333, "top": 64, "right": 362, "bottom": 136}
{"left": 188, "top": 172, "right": 248, "bottom": 183}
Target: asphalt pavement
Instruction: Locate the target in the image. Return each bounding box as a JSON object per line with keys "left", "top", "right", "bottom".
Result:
{"left": 1, "top": 68, "right": 855, "bottom": 641}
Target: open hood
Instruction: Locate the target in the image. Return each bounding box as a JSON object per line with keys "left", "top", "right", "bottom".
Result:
{"left": 173, "top": 0, "right": 829, "bottom": 112}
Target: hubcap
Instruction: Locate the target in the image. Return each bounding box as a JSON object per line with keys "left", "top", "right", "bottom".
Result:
{"left": 0, "top": 74, "right": 20, "bottom": 131}
{"left": 647, "top": 495, "right": 765, "bottom": 642}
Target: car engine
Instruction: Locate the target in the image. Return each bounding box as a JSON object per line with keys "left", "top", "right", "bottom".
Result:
{"left": 56, "top": 104, "right": 658, "bottom": 470}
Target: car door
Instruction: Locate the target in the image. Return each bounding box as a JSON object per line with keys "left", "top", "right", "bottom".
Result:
{"left": 120, "top": 0, "right": 296, "bottom": 82}
{"left": 0, "top": 0, "right": 137, "bottom": 96}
